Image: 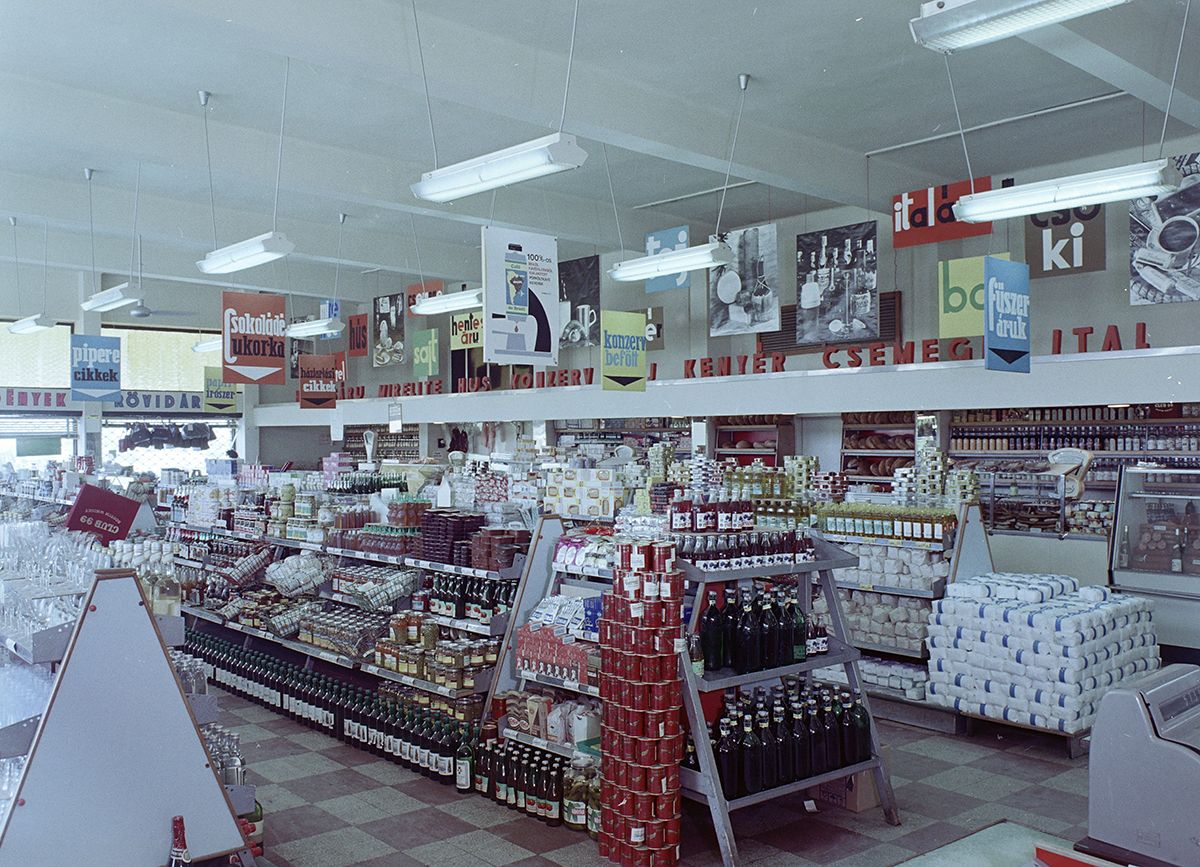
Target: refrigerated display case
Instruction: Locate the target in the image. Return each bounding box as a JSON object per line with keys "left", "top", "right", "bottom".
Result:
{"left": 1109, "top": 466, "right": 1200, "bottom": 649}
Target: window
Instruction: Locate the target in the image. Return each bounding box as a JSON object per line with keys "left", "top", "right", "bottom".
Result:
{"left": 101, "top": 327, "right": 220, "bottom": 392}
{"left": 102, "top": 418, "right": 239, "bottom": 478}
{"left": 0, "top": 324, "right": 72, "bottom": 388}
{"left": 0, "top": 416, "right": 77, "bottom": 471}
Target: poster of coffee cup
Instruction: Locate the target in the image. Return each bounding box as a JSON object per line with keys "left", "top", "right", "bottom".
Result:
{"left": 558, "top": 254, "right": 600, "bottom": 347}
{"left": 372, "top": 292, "right": 406, "bottom": 366}
{"left": 794, "top": 220, "right": 879, "bottom": 347}
{"left": 707, "top": 223, "right": 780, "bottom": 337}
{"left": 1131, "top": 153, "right": 1200, "bottom": 305}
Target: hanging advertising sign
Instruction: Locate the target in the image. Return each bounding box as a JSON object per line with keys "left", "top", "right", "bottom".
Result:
{"left": 318, "top": 299, "right": 340, "bottom": 339}
{"left": 298, "top": 354, "right": 338, "bottom": 409}
{"left": 372, "top": 293, "right": 405, "bottom": 367}
{"left": 892, "top": 177, "right": 994, "bottom": 248}
{"left": 221, "top": 291, "right": 286, "bottom": 384}
{"left": 66, "top": 483, "right": 141, "bottom": 545}
{"left": 348, "top": 313, "right": 369, "bottom": 358}
{"left": 644, "top": 306, "right": 665, "bottom": 350}
{"left": 558, "top": 255, "right": 600, "bottom": 348}
{"left": 795, "top": 221, "right": 877, "bottom": 346}
{"left": 709, "top": 223, "right": 781, "bottom": 337}
{"left": 202, "top": 366, "right": 238, "bottom": 414}
{"left": 984, "top": 256, "right": 1031, "bottom": 373}
{"left": 412, "top": 327, "right": 439, "bottom": 378}
{"left": 601, "top": 310, "right": 647, "bottom": 392}
{"left": 644, "top": 226, "right": 692, "bottom": 294}
{"left": 938, "top": 252, "right": 1009, "bottom": 338}
{"left": 482, "top": 226, "right": 560, "bottom": 365}
{"left": 406, "top": 279, "right": 443, "bottom": 318}
{"left": 1025, "top": 206, "right": 1105, "bottom": 279}
{"left": 70, "top": 334, "right": 121, "bottom": 402}
{"left": 1130, "top": 153, "right": 1200, "bottom": 305}
{"left": 450, "top": 311, "right": 483, "bottom": 349}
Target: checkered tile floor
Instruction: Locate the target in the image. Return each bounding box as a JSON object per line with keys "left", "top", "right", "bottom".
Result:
{"left": 216, "top": 690, "right": 1090, "bottom": 867}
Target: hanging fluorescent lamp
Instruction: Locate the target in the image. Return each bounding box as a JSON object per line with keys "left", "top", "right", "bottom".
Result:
{"left": 411, "top": 133, "right": 588, "bottom": 203}
{"left": 910, "top": 0, "right": 1131, "bottom": 52}
{"left": 81, "top": 284, "right": 139, "bottom": 312}
{"left": 8, "top": 313, "right": 53, "bottom": 334}
{"left": 286, "top": 316, "right": 345, "bottom": 338}
{"left": 193, "top": 336, "right": 221, "bottom": 353}
{"left": 610, "top": 241, "right": 734, "bottom": 282}
{"left": 412, "top": 288, "right": 483, "bottom": 315}
{"left": 953, "top": 159, "right": 1173, "bottom": 223}
{"left": 196, "top": 230, "right": 295, "bottom": 274}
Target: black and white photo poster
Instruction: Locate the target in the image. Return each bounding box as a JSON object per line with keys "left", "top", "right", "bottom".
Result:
{"left": 372, "top": 292, "right": 405, "bottom": 367}
{"left": 795, "top": 220, "right": 878, "bottom": 347}
{"left": 482, "top": 226, "right": 560, "bottom": 365}
{"left": 707, "top": 223, "right": 780, "bottom": 337}
{"left": 558, "top": 254, "right": 600, "bottom": 348}
{"left": 1130, "top": 152, "right": 1200, "bottom": 305}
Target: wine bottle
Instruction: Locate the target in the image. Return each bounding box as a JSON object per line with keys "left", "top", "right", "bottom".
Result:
{"left": 739, "top": 713, "right": 763, "bottom": 796}
{"left": 773, "top": 704, "right": 794, "bottom": 786}
{"left": 807, "top": 699, "right": 826, "bottom": 776}
{"left": 716, "top": 719, "right": 740, "bottom": 801}
{"left": 735, "top": 591, "right": 760, "bottom": 674}
{"left": 758, "top": 594, "right": 779, "bottom": 671}
{"left": 822, "top": 700, "right": 841, "bottom": 770}
{"left": 790, "top": 701, "right": 810, "bottom": 781}
{"left": 456, "top": 726, "right": 476, "bottom": 794}
{"left": 700, "top": 590, "right": 725, "bottom": 672}
{"left": 721, "top": 587, "right": 738, "bottom": 669}
{"left": 758, "top": 710, "right": 779, "bottom": 791}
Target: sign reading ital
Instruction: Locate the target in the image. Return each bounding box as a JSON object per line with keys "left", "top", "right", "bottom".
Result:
{"left": 298, "top": 354, "right": 338, "bottom": 409}
{"left": 222, "top": 291, "right": 286, "bottom": 384}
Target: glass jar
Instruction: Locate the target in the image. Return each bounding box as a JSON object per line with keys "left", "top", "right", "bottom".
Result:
{"left": 563, "top": 757, "right": 593, "bottom": 832}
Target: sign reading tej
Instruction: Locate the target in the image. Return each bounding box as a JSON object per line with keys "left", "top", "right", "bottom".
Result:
{"left": 222, "top": 291, "right": 286, "bottom": 384}
{"left": 66, "top": 483, "right": 141, "bottom": 545}
{"left": 643, "top": 226, "right": 691, "bottom": 294}
{"left": 1024, "top": 206, "right": 1106, "bottom": 279}
{"left": 450, "top": 311, "right": 482, "bottom": 349}
{"left": 893, "top": 177, "right": 994, "bottom": 248}
{"left": 601, "top": 311, "right": 647, "bottom": 392}
{"left": 70, "top": 334, "right": 121, "bottom": 402}
{"left": 984, "top": 257, "right": 1031, "bottom": 373}
{"left": 298, "top": 354, "right": 338, "bottom": 409}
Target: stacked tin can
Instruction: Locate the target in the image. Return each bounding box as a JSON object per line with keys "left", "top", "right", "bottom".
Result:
{"left": 597, "top": 538, "right": 685, "bottom": 866}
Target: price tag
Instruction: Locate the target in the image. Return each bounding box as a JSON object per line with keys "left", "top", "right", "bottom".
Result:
{"left": 533, "top": 737, "right": 549, "bottom": 749}
{"left": 563, "top": 679, "right": 579, "bottom": 690}
{"left": 672, "top": 638, "right": 688, "bottom": 654}
{"left": 623, "top": 573, "right": 641, "bottom": 592}
{"left": 630, "top": 602, "right": 645, "bottom": 619}
{"left": 437, "top": 685, "right": 452, "bottom": 696}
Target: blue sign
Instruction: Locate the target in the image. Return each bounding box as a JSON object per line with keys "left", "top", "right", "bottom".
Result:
{"left": 319, "top": 299, "right": 340, "bottom": 340}
{"left": 70, "top": 334, "right": 122, "bottom": 401}
{"left": 644, "top": 225, "right": 691, "bottom": 294}
{"left": 984, "top": 257, "right": 1030, "bottom": 374}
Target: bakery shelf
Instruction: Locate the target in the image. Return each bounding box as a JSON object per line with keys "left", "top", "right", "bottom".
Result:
{"left": 841, "top": 449, "right": 916, "bottom": 457}
{"left": 845, "top": 475, "right": 895, "bottom": 484}
{"left": 715, "top": 424, "right": 780, "bottom": 432}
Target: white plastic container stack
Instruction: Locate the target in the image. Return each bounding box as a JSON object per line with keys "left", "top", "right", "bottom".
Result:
{"left": 925, "top": 573, "right": 1159, "bottom": 733}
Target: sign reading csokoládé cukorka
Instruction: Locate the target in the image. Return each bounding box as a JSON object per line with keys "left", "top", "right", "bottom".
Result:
{"left": 222, "top": 291, "right": 287, "bottom": 385}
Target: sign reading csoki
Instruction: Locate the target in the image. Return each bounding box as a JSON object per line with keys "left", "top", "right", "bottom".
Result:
{"left": 1024, "top": 206, "right": 1106, "bottom": 279}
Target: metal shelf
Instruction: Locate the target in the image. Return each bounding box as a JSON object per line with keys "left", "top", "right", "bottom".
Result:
{"left": 424, "top": 612, "right": 508, "bottom": 636}
{"left": 517, "top": 669, "right": 600, "bottom": 697}
{"left": 678, "top": 539, "right": 857, "bottom": 582}
{"left": 680, "top": 758, "right": 878, "bottom": 811}
{"left": 360, "top": 662, "right": 487, "bottom": 698}
{"left": 324, "top": 546, "right": 407, "bottom": 566}
{"left": 952, "top": 417, "right": 1200, "bottom": 429}
{"left": 824, "top": 577, "right": 946, "bottom": 599}
{"left": 952, "top": 449, "right": 1196, "bottom": 458}
{"left": 851, "top": 638, "right": 928, "bottom": 660}
{"left": 841, "top": 449, "right": 916, "bottom": 457}
{"left": 715, "top": 448, "right": 777, "bottom": 455}
{"left": 845, "top": 475, "right": 894, "bottom": 484}
{"left": 841, "top": 422, "right": 913, "bottom": 430}
{"left": 501, "top": 727, "right": 586, "bottom": 759}
{"left": 715, "top": 424, "right": 780, "bottom": 432}
{"left": 695, "top": 640, "right": 857, "bottom": 692}
{"left": 0, "top": 620, "right": 73, "bottom": 664}
{"left": 817, "top": 532, "right": 946, "bottom": 552}
{"left": 0, "top": 714, "right": 39, "bottom": 759}
{"left": 554, "top": 565, "right": 615, "bottom": 580}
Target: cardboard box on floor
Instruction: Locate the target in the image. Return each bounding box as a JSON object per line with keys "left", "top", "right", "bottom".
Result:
{"left": 809, "top": 745, "right": 891, "bottom": 812}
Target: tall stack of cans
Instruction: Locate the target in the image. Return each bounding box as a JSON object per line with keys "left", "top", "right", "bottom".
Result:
{"left": 597, "top": 539, "right": 685, "bottom": 866}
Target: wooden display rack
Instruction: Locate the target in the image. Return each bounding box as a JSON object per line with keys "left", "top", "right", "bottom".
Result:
{"left": 0, "top": 570, "right": 249, "bottom": 866}
{"left": 677, "top": 537, "right": 900, "bottom": 865}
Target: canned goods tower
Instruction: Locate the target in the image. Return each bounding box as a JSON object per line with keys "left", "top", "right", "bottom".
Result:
{"left": 676, "top": 536, "right": 901, "bottom": 865}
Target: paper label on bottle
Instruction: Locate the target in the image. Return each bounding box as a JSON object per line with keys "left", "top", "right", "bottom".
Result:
{"left": 566, "top": 800, "right": 587, "bottom": 825}
{"left": 401, "top": 741, "right": 411, "bottom": 761}
{"left": 418, "top": 747, "right": 430, "bottom": 767}
{"left": 456, "top": 760, "right": 472, "bottom": 789}
{"left": 438, "top": 756, "right": 453, "bottom": 776}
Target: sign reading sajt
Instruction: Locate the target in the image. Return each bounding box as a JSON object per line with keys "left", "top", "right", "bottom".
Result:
{"left": 412, "top": 328, "right": 439, "bottom": 378}
{"left": 938, "top": 253, "right": 1009, "bottom": 338}
{"left": 298, "top": 354, "right": 338, "bottom": 409}
{"left": 222, "top": 291, "right": 286, "bottom": 384}
{"left": 984, "top": 256, "right": 1030, "bottom": 374}
{"left": 601, "top": 310, "right": 647, "bottom": 392}
{"left": 70, "top": 334, "right": 121, "bottom": 402}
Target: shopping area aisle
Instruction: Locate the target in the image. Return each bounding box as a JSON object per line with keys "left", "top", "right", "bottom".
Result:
{"left": 218, "top": 689, "right": 1089, "bottom": 867}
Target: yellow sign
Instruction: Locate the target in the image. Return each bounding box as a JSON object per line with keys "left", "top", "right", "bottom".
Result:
{"left": 938, "top": 252, "right": 1009, "bottom": 338}
{"left": 203, "top": 366, "right": 238, "bottom": 414}
{"left": 601, "top": 310, "right": 647, "bottom": 392}
{"left": 450, "top": 311, "right": 483, "bottom": 349}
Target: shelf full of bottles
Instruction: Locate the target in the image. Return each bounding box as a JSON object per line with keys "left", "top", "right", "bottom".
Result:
{"left": 678, "top": 537, "right": 899, "bottom": 865}
{"left": 342, "top": 423, "right": 420, "bottom": 462}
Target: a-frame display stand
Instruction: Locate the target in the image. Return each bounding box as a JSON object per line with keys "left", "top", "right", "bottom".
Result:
{"left": 0, "top": 570, "right": 248, "bottom": 866}
{"left": 678, "top": 537, "right": 901, "bottom": 867}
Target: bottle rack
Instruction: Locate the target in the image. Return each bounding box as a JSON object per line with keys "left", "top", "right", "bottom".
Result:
{"left": 0, "top": 571, "right": 253, "bottom": 865}
{"left": 678, "top": 537, "right": 900, "bottom": 865}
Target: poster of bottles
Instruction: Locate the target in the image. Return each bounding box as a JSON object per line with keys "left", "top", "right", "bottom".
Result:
{"left": 795, "top": 220, "right": 879, "bottom": 347}
{"left": 708, "top": 223, "right": 780, "bottom": 337}
{"left": 372, "top": 292, "right": 405, "bottom": 367}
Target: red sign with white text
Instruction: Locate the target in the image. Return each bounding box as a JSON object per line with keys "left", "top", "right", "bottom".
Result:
{"left": 892, "top": 178, "right": 993, "bottom": 248}
{"left": 66, "top": 484, "right": 141, "bottom": 545}
{"left": 299, "top": 354, "right": 339, "bottom": 409}
{"left": 406, "top": 279, "right": 444, "bottom": 317}
{"left": 221, "top": 291, "right": 286, "bottom": 384}
{"left": 348, "top": 313, "right": 369, "bottom": 357}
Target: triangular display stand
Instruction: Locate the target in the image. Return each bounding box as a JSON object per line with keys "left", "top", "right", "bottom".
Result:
{"left": 948, "top": 503, "right": 993, "bottom": 583}
{"left": 0, "top": 570, "right": 246, "bottom": 866}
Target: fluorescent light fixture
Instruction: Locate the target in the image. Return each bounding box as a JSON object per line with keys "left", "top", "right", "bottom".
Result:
{"left": 953, "top": 159, "right": 1173, "bottom": 223}
{"left": 80, "top": 284, "right": 139, "bottom": 312}
{"left": 411, "top": 133, "right": 588, "bottom": 203}
{"left": 412, "top": 289, "right": 483, "bottom": 315}
{"left": 910, "top": 0, "right": 1131, "bottom": 51}
{"left": 8, "top": 314, "right": 53, "bottom": 334}
{"left": 285, "top": 316, "right": 345, "bottom": 338}
{"left": 192, "top": 337, "right": 221, "bottom": 353}
{"left": 609, "top": 242, "right": 734, "bottom": 282}
{"left": 196, "top": 230, "right": 294, "bottom": 274}
{"left": 1107, "top": 403, "right": 1131, "bottom": 409}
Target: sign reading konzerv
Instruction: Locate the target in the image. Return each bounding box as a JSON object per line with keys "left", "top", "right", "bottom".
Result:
{"left": 70, "top": 334, "right": 121, "bottom": 401}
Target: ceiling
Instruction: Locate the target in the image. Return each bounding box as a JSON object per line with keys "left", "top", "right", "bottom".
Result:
{"left": 0, "top": 0, "right": 1193, "bottom": 310}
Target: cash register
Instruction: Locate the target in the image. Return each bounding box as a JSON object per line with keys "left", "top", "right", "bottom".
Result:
{"left": 1081, "top": 664, "right": 1200, "bottom": 867}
